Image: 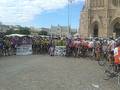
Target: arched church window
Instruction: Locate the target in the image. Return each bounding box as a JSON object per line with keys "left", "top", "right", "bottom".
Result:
{"left": 95, "top": 0, "right": 97, "bottom": 7}
{"left": 91, "top": 0, "right": 94, "bottom": 7}
{"left": 99, "top": 0, "right": 102, "bottom": 7}
{"left": 96, "top": 0, "right": 98, "bottom": 6}
{"left": 101, "top": 0, "right": 104, "bottom": 7}
{"left": 112, "top": 0, "right": 120, "bottom": 7}
{"left": 99, "top": 0, "right": 104, "bottom": 7}
{"left": 93, "top": 0, "right": 96, "bottom": 7}
{"left": 113, "top": 0, "right": 117, "bottom": 6}
{"left": 91, "top": 0, "right": 104, "bottom": 7}
{"left": 119, "top": 0, "right": 120, "bottom": 6}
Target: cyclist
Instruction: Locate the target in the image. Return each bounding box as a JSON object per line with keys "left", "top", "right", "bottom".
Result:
{"left": 108, "top": 37, "right": 115, "bottom": 64}
{"left": 94, "top": 38, "right": 101, "bottom": 60}
{"left": 114, "top": 38, "right": 120, "bottom": 72}
{"left": 0, "top": 38, "right": 4, "bottom": 56}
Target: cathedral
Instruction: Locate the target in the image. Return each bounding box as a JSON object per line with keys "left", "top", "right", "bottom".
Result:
{"left": 79, "top": 0, "right": 120, "bottom": 38}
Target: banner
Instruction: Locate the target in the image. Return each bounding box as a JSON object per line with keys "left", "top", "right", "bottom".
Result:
{"left": 54, "top": 46, "right": 66, "bottom": 56}
{"left": 16, "top": 45, "right": 32, "bottom": 55}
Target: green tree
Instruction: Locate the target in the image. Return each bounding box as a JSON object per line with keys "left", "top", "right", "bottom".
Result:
{"left": 5, "top": 28, "right": 15, "bottom": 35}
{"left": 19, "top": 27, "right": 31, "bottom": 35}
{"left": 5, "top": 27, "right": 31, "bottom": 35}
{"left": 38, "top": 30, "right": 48, "bottom": 35}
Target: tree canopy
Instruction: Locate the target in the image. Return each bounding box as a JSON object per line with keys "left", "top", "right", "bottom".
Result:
{"left": 5, "top": 26, "right": 31, "bottom": 35}
{"left": 38, "top": 30, "right": 48, "bottom": 35}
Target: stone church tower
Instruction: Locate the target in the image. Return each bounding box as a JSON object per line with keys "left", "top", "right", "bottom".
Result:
{"left": 79, "top": 0, "right": 120, "bottom": 38}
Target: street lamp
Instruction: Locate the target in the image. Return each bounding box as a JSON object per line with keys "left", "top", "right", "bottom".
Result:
{"left": 68, "top": 0, "right": 74, "bottom": 34}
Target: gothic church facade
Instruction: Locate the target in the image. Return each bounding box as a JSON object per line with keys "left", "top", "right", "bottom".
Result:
{"left": 79, "top": 0, "right": 120, "bottom": 38}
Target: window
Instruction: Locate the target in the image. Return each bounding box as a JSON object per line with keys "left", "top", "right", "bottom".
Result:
{"left": 112, "top": 0, "right": 120, "bottom": 7}
{"left": 91, "top": 0, "right": 104, "bottom": 7}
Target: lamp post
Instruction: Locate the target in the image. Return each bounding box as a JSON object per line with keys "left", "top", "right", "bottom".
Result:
{"left": 68, "top": 0, "right": 73, "bottom": 34}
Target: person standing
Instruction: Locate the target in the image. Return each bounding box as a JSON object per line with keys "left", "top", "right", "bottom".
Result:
{"left": 49, "top": 40, "right": 55, "bottom": 56}
{"left": 114, "top": 40, "right": 120, "bottom": 68}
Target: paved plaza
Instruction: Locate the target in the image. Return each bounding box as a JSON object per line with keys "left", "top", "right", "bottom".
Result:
{"left": 0, "top": 55, "right": 119, "bottom": 90}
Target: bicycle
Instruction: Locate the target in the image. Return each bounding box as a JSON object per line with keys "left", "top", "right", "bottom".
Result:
{"left": 104, "top": 59, "right": 120, "bottom": 85}
{"left": 98, "top": 51, "right": 108, "bottom": 66}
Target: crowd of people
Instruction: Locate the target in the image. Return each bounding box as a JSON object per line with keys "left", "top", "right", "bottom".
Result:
{"left": 0, "top": 35, "right": 120, "bottom": 61}
{"left": 0, "top": 36, "right": 16, "bottom": 56}
{"left": 0, "top": 34, "right": 63, "bottom": 57}
{"left": 32, "top": 36, "right": 50, "bottom": 55}
{"left": 66, "top": 36, "right": 120, "bottom": 65}
{"left": 66, "top": 36, "right": 116, "bottom": 60}
{"left": 66, "top": 36, "right": 120, "bottom": 80}
{"left": 0, "top": 35, "right": 119, "bottom": 60}
{"left": 0, "top": 34, "right": 120, "bottom": 81}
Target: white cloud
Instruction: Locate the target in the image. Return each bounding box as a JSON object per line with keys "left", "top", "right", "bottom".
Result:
{"left": 0, "top": 0, "right": 84, "bottom": 25}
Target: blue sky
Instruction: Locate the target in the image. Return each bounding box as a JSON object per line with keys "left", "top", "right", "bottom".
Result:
{"left": 31, "top": 2, "right": 84, "bottom": 29}
{"left": 0, "top": 0, "right": 84, "bottom": 29}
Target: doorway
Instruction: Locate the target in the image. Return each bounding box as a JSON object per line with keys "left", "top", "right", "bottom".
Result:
{"left": 93, "top": 23, "right": 99, "bottom": 37}
{"left": 113, "top": 22, "right": 120, "bottom": 38}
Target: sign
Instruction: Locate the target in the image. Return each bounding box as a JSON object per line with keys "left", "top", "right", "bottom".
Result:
{"left": 16, "top": 45, "right": 32, "bottom": 55}
{"left": 54, "top": 46, "right": 66, "bottom": 56}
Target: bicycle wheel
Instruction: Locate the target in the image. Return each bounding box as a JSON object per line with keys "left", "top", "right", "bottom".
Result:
{"left": 104, "top": 64, "right": 116, "bottom": 80}
{"left": 116, "top": 72, "right": 120, "bottom": 85}
{"left": 98, "top": 54, "right": 107, "bottom": 66}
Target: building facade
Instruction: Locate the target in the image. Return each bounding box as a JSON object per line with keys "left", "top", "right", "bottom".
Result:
{"left": 79, "top": 0, "right": 120, "bottom": 38}
{"left": 50, "top": 25, "right": 74, "bottom": 37}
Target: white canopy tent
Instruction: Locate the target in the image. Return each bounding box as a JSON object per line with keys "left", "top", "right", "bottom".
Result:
{"left": 6, "top": 34, "right": 32, "bottom": 56}
{"left": 6, "top": 34, "right": 26, "bottom": 37}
